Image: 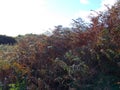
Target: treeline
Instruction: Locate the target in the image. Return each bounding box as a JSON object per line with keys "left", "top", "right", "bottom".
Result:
{"left": 0, "top": 0, "right": 120, "bottom": 90}
{"left": 0, "top": 35, "right": 17, "bottom": 45}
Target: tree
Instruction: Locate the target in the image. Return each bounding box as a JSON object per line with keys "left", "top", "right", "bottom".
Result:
{"left": 0, "top": 35, "right": 17, "bottom": 45}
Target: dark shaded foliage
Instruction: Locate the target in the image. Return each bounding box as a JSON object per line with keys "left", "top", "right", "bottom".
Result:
{"left": 0, "top": 35, "right": 17, "bottom": 45}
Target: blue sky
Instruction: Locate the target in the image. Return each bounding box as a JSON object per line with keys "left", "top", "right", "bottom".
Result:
{"left": 0, "top": 0, "right": 117, "bottom": 36}
{"left": 46, "top": 0, "right": 101, "bottom": 13}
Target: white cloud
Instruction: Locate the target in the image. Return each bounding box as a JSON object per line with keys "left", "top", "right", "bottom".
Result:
{"left": 0, "top": 0, "right": 46, "bottom": 36}
{"left": 0, "top": 0, "right": 71, "bottom": 36}
{"left": 101, "top": 0, "right": 117, "bottom": 6}
{"left": 75, "top": 0, "right": 117, "bottom": 23}
{"left": 80, "top": 0, "right": 89, "bottom": 4}
{"left": 74, "top": 10, "right": 92, "bottom": 23}
{"left": 97, "top": 0, "right": 117, "bottom": 11}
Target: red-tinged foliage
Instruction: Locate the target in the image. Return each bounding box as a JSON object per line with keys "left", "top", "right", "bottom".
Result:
{"left": 90, "top": 1, "right": 120, "bottom": 48}
{"left": 70, "top": 30, "right": 97, "bottom": 49}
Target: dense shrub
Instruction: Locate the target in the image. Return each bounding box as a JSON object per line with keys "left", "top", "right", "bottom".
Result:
{"left": 0, "top": 0, "right": 120, "bottom": 90}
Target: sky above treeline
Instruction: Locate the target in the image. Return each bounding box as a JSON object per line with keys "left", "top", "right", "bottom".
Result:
{"left": 0, "top": 0, "right": 117, "bottom": 36}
